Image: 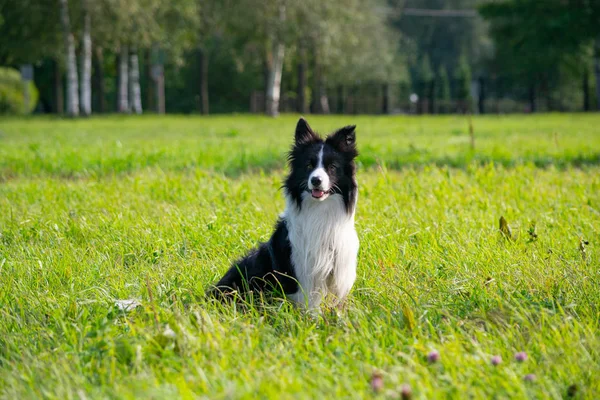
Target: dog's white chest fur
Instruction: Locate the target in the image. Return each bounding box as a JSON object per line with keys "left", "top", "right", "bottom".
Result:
{"left": 283, "top": 193, "right": 359, "bottom": 309}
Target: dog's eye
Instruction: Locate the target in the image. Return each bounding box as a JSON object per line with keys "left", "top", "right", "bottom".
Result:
{"left": 306, "top": 162, "right": 313, "bottom": 170}
{"left": 328, "top": 164, "right": 337, "bottom": 172}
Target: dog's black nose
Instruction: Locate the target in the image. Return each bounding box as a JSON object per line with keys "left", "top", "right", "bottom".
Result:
{"left": 311, "top": 176, "right": 322, "bottom": 187}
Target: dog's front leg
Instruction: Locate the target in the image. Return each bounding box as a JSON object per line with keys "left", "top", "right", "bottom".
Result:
{"left": 329, "top": 267, "right": 356, "bottom": 306}
{"left": 329, "top": 233, "right": 359, "bottom": 305}
{"left": 287, "top": 277, "right": 323, "bottom": 312}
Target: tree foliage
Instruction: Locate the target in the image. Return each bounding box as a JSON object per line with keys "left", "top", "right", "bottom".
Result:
{"left": 1, "top": 0, "right": 599, "bottom": 114}
{"left": 436, "top": 66, "right": 450, "bottom": 102}
{"left": 454, "top": 54, "right": 471, "bottom": 102}
{"left": 480, "top": 0, "right": 600, "bottom": 109}
{"left": 0, "top": 0, "right": 61, "bottom": 65}
{"left": 0, "top": 66, "right": 39, "bottom": 114}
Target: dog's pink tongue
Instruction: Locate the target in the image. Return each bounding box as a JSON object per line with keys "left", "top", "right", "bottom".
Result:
{"left": 312, "top": 189, "right": 324, "bottom": 198}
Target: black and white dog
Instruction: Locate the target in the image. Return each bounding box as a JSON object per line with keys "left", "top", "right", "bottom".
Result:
{"left": 209, "top": 118, "right": 359, "bottom": 310}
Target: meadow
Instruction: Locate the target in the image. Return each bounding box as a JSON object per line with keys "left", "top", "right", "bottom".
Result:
{"left": 0, "top": 114, "right": 599, "bottom": 399}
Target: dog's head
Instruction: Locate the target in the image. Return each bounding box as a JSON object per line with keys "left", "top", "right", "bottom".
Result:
{"left": 285, "top": 118, "right": 358, "bottom": 212}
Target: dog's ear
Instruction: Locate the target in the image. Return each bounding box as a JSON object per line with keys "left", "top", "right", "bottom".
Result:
{"left": 326, "top": 125, "right": 357, "bottom": 155}
{"left": 295, "top": 117, "right": 319, "bottom": 146}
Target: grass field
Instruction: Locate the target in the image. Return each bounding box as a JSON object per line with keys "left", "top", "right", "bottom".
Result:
{"left": 0, "top": 114, "right": 599, "bottom": 399}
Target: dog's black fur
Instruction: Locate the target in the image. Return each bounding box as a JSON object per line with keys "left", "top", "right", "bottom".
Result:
{"left": 208, "top": 118, "right": 358, "bottom": 298}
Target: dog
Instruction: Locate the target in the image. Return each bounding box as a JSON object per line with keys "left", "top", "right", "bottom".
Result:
{"left": 208, "top": 118, "right": 359, "bottom": 310}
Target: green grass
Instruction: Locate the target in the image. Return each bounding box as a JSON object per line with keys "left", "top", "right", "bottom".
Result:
{"left": 1, "top": 114, "right": 599, "bottom": 180}
{"left": 0, "top": 114, "right": 599, "bottom": 399}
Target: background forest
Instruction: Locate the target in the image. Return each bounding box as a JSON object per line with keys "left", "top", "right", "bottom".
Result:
{"left": 1, "top": 0, "right": 599, "bottom": 116}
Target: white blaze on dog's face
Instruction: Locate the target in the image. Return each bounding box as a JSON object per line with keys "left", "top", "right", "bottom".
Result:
{"left": 307, "top": 145, "right": 330, "bottom": 201}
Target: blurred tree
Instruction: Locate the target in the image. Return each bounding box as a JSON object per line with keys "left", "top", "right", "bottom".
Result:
{"left": 419, "top": 54, "right": 434, "bottom": 113}
{"left": 0, "top": 0, "right": 65, "bottom": 112}
{"left": 480, "top": 0, "right": 600, "bottom": 111}
{"left": 6, "top": 0, "right": 596, "bottom": 115}
{"left": 230, "top": 0, "right": 292, "bottom": 116}
{"left": 98, "top": 0, "right": 198, "bottom": 113}
{"left": 436, "top": 65, "right": 450, "bottom": 112}
{"left": 194, "top": 0, "right": 227, "bottom": 115}
{"left": 454, "top": 53, "right": 472, "bottom": 112}
{"left": 80, "top": 0, "right": 91, "bottom": 115}
{"left": 129, "top": 46, "right": 142, "bottom": 114}
{"left": 394, "top": 0, "right": 491, "bottom": 109}
{"left": 59, "top": 0, "right": 79, "bottom": 116}
{"left": 303, "top": 0, "right": 403, "bottom": 113}
{"left": 0, "top": 67, "right": 39, "bottom": 114}
{"left": 0, "top": 0, "right": 402, "bottom": 115}
{"left": 0, "top": 0, "right": 62, "bottom": 65}
{"left": 228, "top": 0, "right": 401, "bottom": 115}
{"left": 265, "top": 1, "right": 286, "bottom": 116}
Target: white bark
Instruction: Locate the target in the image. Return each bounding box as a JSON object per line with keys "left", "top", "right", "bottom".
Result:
{"left": 265, "top": 3, "right": 286, "bottom": 117}
{"left": 129, "top": 48, "right": 142, "bottom": 114}
{"left": 266, "top": 43, "right": 284, "bottom": 116}
{"left": 118, "top": 45, "right": 129, "bottom": 113}
{"left": 59, "top": 0, "right": 79, "bottom": 116}
{"left": 80, "top": 0, "right": 92, "bottom": 116}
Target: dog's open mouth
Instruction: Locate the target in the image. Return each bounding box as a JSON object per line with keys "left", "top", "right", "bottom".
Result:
{"left": 311, "top": 189, "right": 326, "bottom": 199}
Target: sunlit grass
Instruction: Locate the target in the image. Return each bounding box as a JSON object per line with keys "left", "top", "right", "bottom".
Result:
{"left": 0, "top": 114, "right": 599, "bottom": 398}
{"left": 1, "top": 113, "right": 599, "bottom": 180}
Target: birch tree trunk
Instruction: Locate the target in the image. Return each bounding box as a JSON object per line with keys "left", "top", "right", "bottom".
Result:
{"left": 59, "top": 0, "right": 79, "bottom": 116}
{"left": 265, "top": 3, "right": 285, "bottom": 117}
{"left": 265, "top": 42, "right": 284, "bottom": 116}
{"left": 129, "top": 47, "right": 142, "bottom": 114}
{"left": 118, "top": 45, "right": 129, "bottom": 113}
{"left": 80, "top": 0, "right": 92, "bottom": 116}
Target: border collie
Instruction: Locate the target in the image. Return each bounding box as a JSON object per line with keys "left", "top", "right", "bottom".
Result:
{"left": 208, "top": 118, "right": 359, "bottom": 310}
